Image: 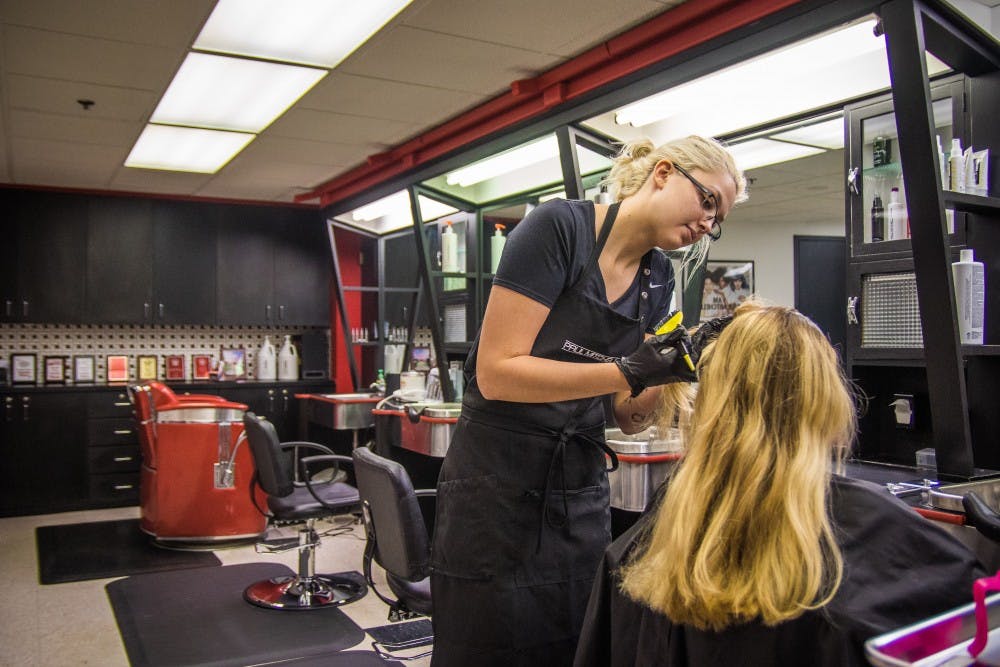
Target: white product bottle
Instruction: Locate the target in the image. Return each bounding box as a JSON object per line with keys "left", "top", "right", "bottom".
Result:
{"left": 441, "top": 221, "right": 458, "bottom": 272}
{"left": 937, "top": 136, "right": 948, "bottom": 189}
{"left": 952, "top": 248, "right": 985, "bottom": 345}
{"left": 257, "top": 336, "right": 277, "bottom": 381}
{"left": 886, "top": 187, "right": 908, "bottom": 240}
{"left": 277, "top": 335, "right": 299, "bottom": 380}
{"left": 490, "top": 223, "right": 506, "bottom": 274}
{"left": 949, "top": 138, "right": 966, "bottom": 193}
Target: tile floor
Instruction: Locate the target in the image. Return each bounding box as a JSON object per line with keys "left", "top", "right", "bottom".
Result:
{"left": 0, "top": 505, "right": 432, "bottom": 666}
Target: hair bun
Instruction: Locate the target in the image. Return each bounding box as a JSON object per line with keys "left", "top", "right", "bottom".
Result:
{"left": 623, "top": 139, "right": 655, "bottom": 162}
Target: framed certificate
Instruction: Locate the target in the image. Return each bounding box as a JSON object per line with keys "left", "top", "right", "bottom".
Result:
{"left": 165, "top": 355, "right": 185, "bottom": 381}
{"left": 106, "top": 355, "right": 129, "bottom": 383}
{"left": 44, "top": 356, "right": 68, "bottom": 384}
{"left": 192, "top": 354, "right": 213, "bottom": 380}
{"left": 73, "top": 356, "right": 96, "bottom": 384}
{"left": 12, "top": 353, "right": 37, "bottom": 385}
{"left": 138, "top": 355, "right": 158, "bottom": 381}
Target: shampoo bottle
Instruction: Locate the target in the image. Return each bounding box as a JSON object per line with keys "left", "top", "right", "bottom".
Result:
{"left": 952, "top": 248, "right": 985, "bottom": 345}
{"left": 949, "top": 138, "right": 966, "bottom": 193}
{"left": 490, "top": 223, "right": 506, "bottom": 274}
{"left": 887, "top": 187, "right": 908, "bottom": 241}
{"left": 871, "top": 194, "right": 884, "bottom": 243}
{"left": 257, "top": 336, "right": 277, "bottom": 381}
{"left": 937, "top": 135, "right": 947, "bottom": 188}
{"left": 278, "top": 335, "right": 299, "bottom": 380}
{"left": 441, "top": 221, "right": 458, "bottom": 272}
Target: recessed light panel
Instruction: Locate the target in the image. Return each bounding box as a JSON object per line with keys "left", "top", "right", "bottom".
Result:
{"left": 125, "top": 125, "right": 255, "bottom": 173}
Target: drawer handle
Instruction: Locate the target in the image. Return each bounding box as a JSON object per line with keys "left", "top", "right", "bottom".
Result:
{"left": 113, "top": 484, "right": 135, "bottom": 491}
{"left": 113, "top": 456, "right": 134, "bottom": 462}
{"left": 114, "top": 402, "right": 131, "bottom": 407}
{"left": 113, "top": 429, "right": 132, "bottom": 435}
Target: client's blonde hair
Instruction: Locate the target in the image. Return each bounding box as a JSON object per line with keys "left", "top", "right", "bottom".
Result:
{"left": 621, "top": 300, "right": 856, "bottom": 631}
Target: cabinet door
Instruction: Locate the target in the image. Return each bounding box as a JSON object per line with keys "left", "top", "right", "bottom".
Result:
{"left": 216, "top": 211, "right": 275, "bottom": 325}
{"left": 0, "top": 393, "right": 87, "bottom": 515}
{"left": 0, "top": 191, "right": 19, "bottom": 322}
{"left": 273, "top": 216, "right": 331, "bottom": 326}
{"left": 86, "top": 198, "right": 154, "bottom": 323}
{"left": 13, "top": 191, "right": 87, "bottom": 323}
{"left": 152, "top": 200, "right": 218, "bottom": 324}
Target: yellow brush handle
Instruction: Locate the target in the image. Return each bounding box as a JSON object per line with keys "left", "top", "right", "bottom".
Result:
{"left": 655, "top": 310, "right": 684, "bottom": 335}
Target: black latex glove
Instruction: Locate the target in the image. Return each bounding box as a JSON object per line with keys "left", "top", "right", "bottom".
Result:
{"left": 691, "top": 315, "right": 733, "bottom": 356}
{"left": 615, "top": 328, "right": 698, "bottom": 397}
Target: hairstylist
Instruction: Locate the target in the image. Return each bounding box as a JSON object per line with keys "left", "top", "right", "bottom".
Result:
{"left": 430, "top": 135, "right": 747, "bottom": 666}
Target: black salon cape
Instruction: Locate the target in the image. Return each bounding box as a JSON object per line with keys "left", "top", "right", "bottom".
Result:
{"left": 573, "top": 475, "right": 986, "bottom": 667}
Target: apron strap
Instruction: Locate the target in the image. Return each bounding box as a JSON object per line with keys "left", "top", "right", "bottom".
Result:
{"left": 569, "top": 202, "right": 620, "bottom": 292}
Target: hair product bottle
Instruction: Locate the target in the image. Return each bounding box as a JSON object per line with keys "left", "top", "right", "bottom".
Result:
{"left": 949, "top": 138, "right": 966, "bottom": 193}
{"left": 952, "top": 248, "right": 985, "bottom": 344}
{"left": 490, "top": 223, "right": 506, "bottom": 274}
{"left": 871, "top": 194, "right": 884, "bottom": 243}
{"left": 278, "top": 335, "right": 299, "bottom": 380}
{"left": 887, "top": 187, "right": 908, "bottom": 241}
{"left": 257, "top": 336, "right": 277, "bottom": 381}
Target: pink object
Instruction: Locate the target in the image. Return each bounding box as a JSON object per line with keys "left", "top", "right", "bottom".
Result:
{"left": 970, "top": 571, "right": 1000, "bottom": 658}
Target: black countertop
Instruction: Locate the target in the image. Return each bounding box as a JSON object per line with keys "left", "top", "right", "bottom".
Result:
{"left": 0, "top": 379, "right": 333, "bottom": 394}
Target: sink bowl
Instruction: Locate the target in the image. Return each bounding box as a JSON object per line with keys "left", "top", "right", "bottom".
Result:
{"left": 313, "top": 393, "right": 381, "bottom": 429}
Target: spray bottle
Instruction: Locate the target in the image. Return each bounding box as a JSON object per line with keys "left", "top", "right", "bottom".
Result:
{"left": 950, "top": 138, "right": 966, "bottom": 193}
{"left": 952, "top": 248, "right": 985, "bottom": 344}
{"left": 887, "top": 188, "right": 908, "bottom": 241}
{"left": 871, "top": 194, "right": 885, "bottom": 243}
{"left": 490, "top": 224, "right": 506, "bottom": 274}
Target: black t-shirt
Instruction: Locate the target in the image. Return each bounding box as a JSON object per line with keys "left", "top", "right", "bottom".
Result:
{"left": 493, "top": 199, "right": 675, "bottom": 331}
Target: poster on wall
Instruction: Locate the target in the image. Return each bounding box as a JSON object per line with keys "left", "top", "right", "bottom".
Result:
{"left": 138, "top": 355, "right": 158, "bottom": 381}
{"left": 44, "top": 356, "right": 68, "bottom": 385}
{"left": 73, "top": 356, "right": 95, "bottom": 384}
{"left": 699, "top": 260, "right": 755, "bottom": 320}
{"left": 12, "top": 353, "right": 37, "bottom": 385}
{"left": 107, "top": 355, "right": 129, "bottom": 383}
{"left": 165, "top": 355, "right": 185, "bottom": 381}
{"left": 192, "top": 355, "right": 213, "bottom": 380}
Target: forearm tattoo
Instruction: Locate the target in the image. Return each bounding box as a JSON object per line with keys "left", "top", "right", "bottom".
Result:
{"left": 624, "top": 396, "right": 654, "bottom": 429}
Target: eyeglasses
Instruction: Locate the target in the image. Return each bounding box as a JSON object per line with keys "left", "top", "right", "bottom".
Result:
{"left": 673, "top": 164, "right": 722, "bottom": 241}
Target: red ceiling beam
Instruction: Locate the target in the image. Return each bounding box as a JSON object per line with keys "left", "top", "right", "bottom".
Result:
{"left": 296, "top": 0, "right": 804, "bottom": 209}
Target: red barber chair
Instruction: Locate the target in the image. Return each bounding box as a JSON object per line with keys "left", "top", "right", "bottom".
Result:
{"left": 129, "top": 381, "right": 267, "bottom": 544}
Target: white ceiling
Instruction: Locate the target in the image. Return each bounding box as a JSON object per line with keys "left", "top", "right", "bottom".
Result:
{"left": 0, "top": 0, "right": 685, "bottom": 204}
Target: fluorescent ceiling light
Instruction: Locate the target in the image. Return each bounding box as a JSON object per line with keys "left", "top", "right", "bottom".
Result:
{"left": 769, "top": 117, "right": 845, "bottom": 149}
{"left": 352, "top": 191, "right": 459, "bottom": 228}
{"left": 125, "top": 125, "right": 254, "bottom": 173}
{"left": 726, "top": 139, "right": 825, "bottom": 171}
{"left": 194, "top": 0, "right": 414, "bottom": 68}
{"left": 614, "top": 19, "right": 948, "bottom": 137}
{"left": 446, "top": 136, "right": 560, "bottom": 187}
{"left": 151, "top": 52, "right": 326, "bottom": 133}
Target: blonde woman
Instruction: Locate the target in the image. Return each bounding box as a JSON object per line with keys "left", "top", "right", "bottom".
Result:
{"left": 574, "top": 301, "right": 985, "bottom": 667}
{"left": 431, "top": 136, "right": 745, "bottom": 666}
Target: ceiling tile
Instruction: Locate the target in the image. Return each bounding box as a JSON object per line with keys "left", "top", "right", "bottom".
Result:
{"left": 299, "top": 72, "right": 481, "bottom": 125}
{"left": 267, "top": 108, "right": 422, "bottom": 146}
{"left": 338, "top": 25, "right": 559, "bottom": 96}
{"left": 108, "top": 166, "right": 213, "bottom": 195}
{"left": 0, "top": 0, "right": 212, "bottom": 46}
{"left": 4, "top": 25, "right": 181, "bottom": 91}
{"left": 9, "top": 109, "right": 140, "bottom": 147}
{"left": 402, "top": 0, "right": 673, "bottom": 57}
{"left": 6, "top": 74, "right": 157, "bottom": 121}
{"left": 244, "top": 135, "right": 368, "bottom": 169}
{"left": 11, "top": 137, "right": 123, "bottom": 187}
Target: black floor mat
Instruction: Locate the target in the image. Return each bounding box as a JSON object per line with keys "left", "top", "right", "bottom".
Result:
{"left": 36, "top": 518, "right": 221, "bottom": 584}
{"left": 106, "top": 562, "right": 367, "bottom": 667}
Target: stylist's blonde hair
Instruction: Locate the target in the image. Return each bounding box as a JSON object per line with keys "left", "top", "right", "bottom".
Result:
{"left": 605, "top": 135, "right": 748, "bottom": 275}
{"left": 621, "top": 300, "right": 856, "bottom": 631}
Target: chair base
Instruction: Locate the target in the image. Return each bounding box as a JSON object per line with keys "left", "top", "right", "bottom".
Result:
{"left": 244, "top": 574, "right": 366, "bottom": 610}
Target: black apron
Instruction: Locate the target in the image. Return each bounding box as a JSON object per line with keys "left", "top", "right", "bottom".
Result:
{"left": 430, "top": 203, "right": 658, "bottom": 666}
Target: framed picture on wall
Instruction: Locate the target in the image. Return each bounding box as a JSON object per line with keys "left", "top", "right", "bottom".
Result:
{"left": 73, "top": 356, "right": 96, "bottom": 384}
{"left": 11, "top": 353, "right": 37, "bottom": 385}
{"left": 697, "top": 260, "right": 755, "bottom": 321}
{"left": 106, "top": 355, "right": 129, "bottom": 383}
{"left": 220, "top": 346, "right": 246, "bottom": 380}
{"left": 192, "top": 354, "right": 213, "bottom": 380}
{"left": 44, "top": 356, "right": 68, "bottom": 385}
{"left": 138, "top": 355, "right": 158, "bottom": 381}
{"left": 165, "top": 355, "right": 185, "bottom": 381}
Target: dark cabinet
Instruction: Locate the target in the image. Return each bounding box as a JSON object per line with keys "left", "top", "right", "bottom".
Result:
{"left": 0, "top": 391, "right": 88, "bottom": 515}
{"left": 152, "top": 200, "right": 218, "bottom": 324}
{"left": 2, "top": 190, "right": 87, "bottom": 323}
{"left": 218, "top": 209, "right": 330, "bottom": 326}
{"left": 85, "top": 198, "right": 155, "bottom": 323}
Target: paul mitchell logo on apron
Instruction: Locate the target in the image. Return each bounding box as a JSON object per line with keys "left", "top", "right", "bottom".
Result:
{"left": 561, "top": 339, "right": 617, "bottom": 363}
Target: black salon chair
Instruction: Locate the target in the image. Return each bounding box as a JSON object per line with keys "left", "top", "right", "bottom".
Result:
{"left": 352, "top": 446, "right": 433, "bottom": 621}
{"left": 241, "top": 412, "right": 366, "bottom": 610}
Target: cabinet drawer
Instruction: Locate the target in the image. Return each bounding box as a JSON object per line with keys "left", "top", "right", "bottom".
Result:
{"left": 88, "top": 446, "right": 141, "bottom": 474}
{"left": 88, "top": 473, "right": 140, "bottom": 503}
{"left": 87, "top": 418, "right": 137, "bottom": 446}
{"left": 87, "top": 392, "right": 133, "bottom": 418}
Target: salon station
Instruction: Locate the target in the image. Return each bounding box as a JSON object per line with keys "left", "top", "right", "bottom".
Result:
{"left": 1, "top": 0, "right": 1000, "bottom": 665}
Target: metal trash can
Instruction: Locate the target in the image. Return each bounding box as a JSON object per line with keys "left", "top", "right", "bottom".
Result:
{"left": 606, "top": 426, "right": 682, "bottom": 512}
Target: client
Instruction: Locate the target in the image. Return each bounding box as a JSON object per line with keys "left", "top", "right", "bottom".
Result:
{"left": 574, "top": 300, "right": 985, "bottom": 667}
